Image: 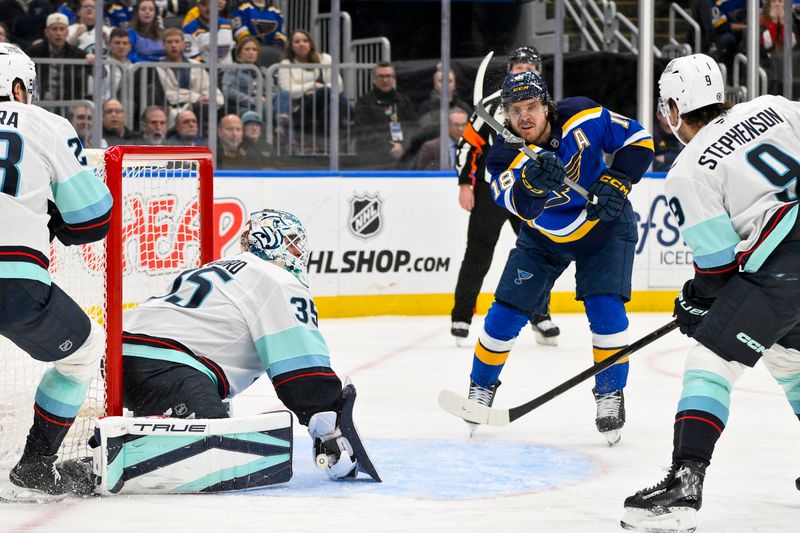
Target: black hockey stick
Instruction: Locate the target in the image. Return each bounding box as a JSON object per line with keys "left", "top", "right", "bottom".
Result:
{"left": 472, "top": 51, "right": 598, "bottom": 205}
{"left": 438, "top": 320, "right": 678, "bottom": 426}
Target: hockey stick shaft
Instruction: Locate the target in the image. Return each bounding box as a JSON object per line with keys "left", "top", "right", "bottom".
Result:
{"left": 507, "top": 320, "right": 678, "bottom": 422}
{"left": 472, "top": 52, "right": 597, "bottom": 205}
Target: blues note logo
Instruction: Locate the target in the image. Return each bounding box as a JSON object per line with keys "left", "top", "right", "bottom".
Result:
{"left": 514, "top": 270, "right": 533, "bottom": 285}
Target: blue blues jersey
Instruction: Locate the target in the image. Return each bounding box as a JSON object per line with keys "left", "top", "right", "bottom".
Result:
{"left": 58, "top": 3, "right": 77, "bottom": 24}
{"left": 487, "top": 97, "right": 653, "bottom": 250}
{"left": 105, "top": 1, "right": 135, "bottom": 28}
{"left": 231, "top": 2, "right": 286, "bottom": 46}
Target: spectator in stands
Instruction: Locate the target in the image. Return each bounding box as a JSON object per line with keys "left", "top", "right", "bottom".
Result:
{"left": 183, "top": 0, "right": 235, "bottom": 64}
{"left": 241, "top": 110, "right": 272, "bottom": 161}
{"left": 140, "top": 106, "right": 169, "bottom": 145}
{"left": 404, "top": 65, "right": 471, "bottom": 166}
{"left": 353, "top": 61, "right": 418, "bottom": 168}
{"left": 27, "top": 13, "right": 90, "bottom": 101}
{"left": 231, "top": 0, "right": 286, "bottom": 67}
{"left": 414, "top": 108, "right": 468, "bottom": 170}
{"left": 217, "top": 114, "right": 249, "bottom": 169}
{"left": 67, "top": 0, "right": 111, "bottom": 56}
{"left": 222, "top": 36, "right": 269, "bottom": 115}
{"left": 106, "top": 0, "right": 136, "bottom": 29}
{"left": 760, "top": 0, "right": 800, "bottom": 52}
{"left": 418, "top": 65, "right": 471, "bottom": 117}
{"left": 127, "top": 0, "right": 165, "bottom": 62}
{"left": 70, "top": 103, "right": 106, "bottom": 149}
{"left": 156, "top": 27, "right": 224, "bottom": 127}
{"left": 167, "top": 109, "right": 205, "bottom": 146}
{"left": 652, "top": 108, "right": 683, "bottom": 172}
{"left": 0, "top": 0, "right": 50, "bottom": 49}
{"left": 277, "top": 29, "right": 351, "bottom": 137}
{"left": 108, "top": 27, "right": 132, "bottom": 63}
{"left": 0, "top": 21, "right": 8, "bottom": 43}
{"left": 692, "top": 0, "right": 745, "bottom": 69}
{"left": 102, "top": 98, "right": 142, "bottom": 145}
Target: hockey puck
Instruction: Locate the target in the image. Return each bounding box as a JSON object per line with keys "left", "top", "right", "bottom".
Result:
{"left": 316, "top": 454, "right": 329, "bottom": 469}
{"left": 796, "top": 477, "right": 799, "bottom": 491}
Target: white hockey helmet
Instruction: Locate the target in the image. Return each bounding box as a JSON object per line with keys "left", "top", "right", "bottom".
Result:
{"left": 240, "top": 209, "right": 310, "bottom": 286}
{"left": 0, "top": 43, "right": 39, "bottom": 104}
{"left": 658, "top": 53, "right": 724, "bottom": 119}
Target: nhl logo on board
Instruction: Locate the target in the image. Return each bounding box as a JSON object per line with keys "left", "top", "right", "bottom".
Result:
{"left": 59, "top": 339, "right": 73, "bottom": 352}
{"left": 348, "top": 193, "right": 383, "bottom": 240}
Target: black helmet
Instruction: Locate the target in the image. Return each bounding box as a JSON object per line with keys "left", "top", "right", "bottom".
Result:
{"left": 507, "top": 46, "right": 541, "bottom": 72}
{"left": 500, "top": 70, "right": 550, "bottom": 108}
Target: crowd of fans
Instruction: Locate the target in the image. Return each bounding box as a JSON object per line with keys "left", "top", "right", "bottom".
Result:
{"left": 0, "top": 0, "right": 471, "bottom": 169}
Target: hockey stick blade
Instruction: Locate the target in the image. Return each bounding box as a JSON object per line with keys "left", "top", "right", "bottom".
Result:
{"left": 437, "top": 389, "right": 510, "bottom": 426}
{"left": 472, "top": 51, "right": 597, "bottom": 205}
{"left": 438, "top": 321, "right": 678, "bottom": 427}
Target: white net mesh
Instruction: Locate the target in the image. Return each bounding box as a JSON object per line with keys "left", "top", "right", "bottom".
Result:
{"left": 0, "top": 147, "right": 210, "bottom": 468}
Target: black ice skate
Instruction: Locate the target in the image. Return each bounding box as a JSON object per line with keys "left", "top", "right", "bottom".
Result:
{"left": 466, "top": 380, "right": 500, "bottom": 438}
{"left": 593, "top": 388, "right": 625, "bottom": 446}
{"left": 1, "top": 453, "right": 84, "bottom": 503}
{"left": 620, "top": 460, "right": 706, "bottom": 533}
{"left": 451, "top": 321, "right": 470, "bottom": 346}
{"left": 531, "top": 313, "right": 560, "bottom": 346}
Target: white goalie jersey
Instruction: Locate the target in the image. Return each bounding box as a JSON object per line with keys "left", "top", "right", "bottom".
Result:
{"left": 122, "top": 252, "right": 331, "bottom": 397}
{"left": 666, "top": 94, "right": 800, "bottom": 273}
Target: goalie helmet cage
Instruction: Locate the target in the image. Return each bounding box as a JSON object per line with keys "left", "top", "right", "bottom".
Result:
{"left": 0, "top": 145, "right": 214, "bottom": 466}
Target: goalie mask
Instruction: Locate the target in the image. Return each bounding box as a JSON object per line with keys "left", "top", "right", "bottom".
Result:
{"left": 241, "top": 209, "right": 310, "bottom": 286}
{"left": 0, "top": 43, "right": 39, "bottom": 104}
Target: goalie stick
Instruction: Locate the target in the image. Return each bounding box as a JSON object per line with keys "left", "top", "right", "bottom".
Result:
{"left": 438, "top": 320, "right": 678, "bottom": 426}
{"left": 473, "top": 51, "right": 598, "bottom": 205}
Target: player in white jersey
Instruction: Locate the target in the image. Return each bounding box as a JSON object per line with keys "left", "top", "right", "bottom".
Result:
{"left": 621, "top": 54, "right": 800, "bottom": 532}
{"left": 0, "top": 44, "right": 112, "bottom": 502}
{"left": 121, "top": 208, "right": 379, "bottom": 482}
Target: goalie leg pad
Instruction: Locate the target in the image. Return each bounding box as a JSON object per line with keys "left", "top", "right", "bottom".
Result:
{"left": 92, "top": 411, "right": 293, "bottom": 494}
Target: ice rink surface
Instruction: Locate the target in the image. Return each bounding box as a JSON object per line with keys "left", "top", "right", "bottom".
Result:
{"left": 2, "top": 313, "right": 798, "bottom": 533}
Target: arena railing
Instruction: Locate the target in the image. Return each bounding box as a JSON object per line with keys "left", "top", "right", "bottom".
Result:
{"left": 667, "top": 2, "right": 700, "bottom": 56}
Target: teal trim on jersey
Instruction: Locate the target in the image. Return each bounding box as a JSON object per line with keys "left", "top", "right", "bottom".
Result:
{"left": 775, "top": 373, "right": 800, "bottom": 403}
{"left": 680, "top": 369, "right": 732, "bottom": 415}
{"left": 682, "top": 214, "right": 740, "bottom": 268}
{"left": 266, "top": 355, "right": 333, "bottom": 379}
{"left": 34, "top": 368, "right": 91, "bottom": 418}
{"left": 122, "top": 343, "right": 218, "bottom": 387}
{"left": 742, "top": 205, "right": 798, "bottom": 273}
{"left": 0, "top": 262, "right": 51, "bottom": 285}
{"left": 51, "top": 169, "right": 112, "bottom": 223}
{"left": 677, "top": 395, "right": 730, "bottom": 424}
{"left": 255, "top": 326, "right": 329, "bottom": 367}
{"left": 171, "top": 453, "right": 291, "bottom": 493}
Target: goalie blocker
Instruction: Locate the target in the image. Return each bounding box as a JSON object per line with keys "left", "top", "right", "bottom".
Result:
{"left": 91, "top": 411, "right": 293, "bottom": 494}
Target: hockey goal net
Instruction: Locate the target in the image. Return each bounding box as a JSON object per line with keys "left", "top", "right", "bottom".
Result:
{"left": 0, "top": 145, "right": 214, "bottom": 467}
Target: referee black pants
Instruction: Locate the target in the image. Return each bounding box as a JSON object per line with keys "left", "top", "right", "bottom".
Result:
{"left": 451, "top": 179, "right": 522, "bottom": 324}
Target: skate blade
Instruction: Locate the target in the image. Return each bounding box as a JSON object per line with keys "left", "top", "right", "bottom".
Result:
{"left": 0, "top": 484, "right": 68, "bottom": 504}
{"left": 455, "top": 337, "right": 469, "bottom": 348}
{"left": 533, "top": 331, "right": 558, "bottom": 347}
{"left": 602, "top": 429, "right": 622, "bottom": 446}
{"left": 620, "top": 507, "right": 697, "bottom": 533}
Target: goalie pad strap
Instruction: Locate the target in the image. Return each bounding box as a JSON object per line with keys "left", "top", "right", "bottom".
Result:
{"left": 93, "top": 412, "right": 293, "bottom": 494}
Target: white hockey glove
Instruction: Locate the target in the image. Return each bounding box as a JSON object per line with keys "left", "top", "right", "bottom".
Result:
{"left": 308, "top": 411, "right": 357, "bottom": 480}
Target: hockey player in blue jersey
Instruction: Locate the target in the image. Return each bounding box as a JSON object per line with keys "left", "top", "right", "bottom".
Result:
{"left": 464, "top": 70, "right": 654, "bottom": 444}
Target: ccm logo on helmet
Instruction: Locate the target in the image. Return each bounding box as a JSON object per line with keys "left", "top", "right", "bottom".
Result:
{"left": 736, "top": 332, "right": 767, "bottom": 354}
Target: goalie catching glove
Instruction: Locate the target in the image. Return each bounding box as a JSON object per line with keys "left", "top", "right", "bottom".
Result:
{"left": 585, "top": 169, "right": 631, "bottom": 222}
{"left": 520, "top": 152, "right": 566, "bottom": 197}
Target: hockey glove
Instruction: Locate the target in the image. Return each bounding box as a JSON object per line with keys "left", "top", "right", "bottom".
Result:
{"left": 520, "top": 152, "right": 566, "bottom": 198}
{"left": 308, "top": 411, "right": 357, "bottom": 480}
{"left": 47, "top": 200, "right": 68, "bottom": 243}
{"left": 673, "top": 280, "right": 713, "bottom": 337}
{"left": 585, "top": 169, "right": 631, "bottom": 222}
